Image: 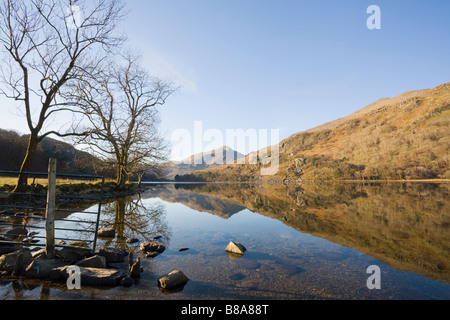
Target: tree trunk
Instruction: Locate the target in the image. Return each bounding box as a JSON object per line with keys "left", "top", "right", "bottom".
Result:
{"left": 137, "top": 172, "right": 143, "bottom": 187}
{"left": 116, "top": 151, "right": 129, "bottom": 188}
{"left": 13, "top": 132, "right": 39, "bottom": 193}
{"left": 116, "top": 165, "right": 128, "bottom": 188}
{"left": 114, "top": 199, "right": 126, "bottom": 240}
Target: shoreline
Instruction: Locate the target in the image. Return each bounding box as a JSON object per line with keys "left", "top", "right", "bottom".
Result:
{"left": 0, "top": 182, "right": 158, "bottom": 209}
{"left": 146, "top": 178, "right": 450, "bottom": 185}
{"left": 0, "top": 178, "right": 448, "bottom": 207}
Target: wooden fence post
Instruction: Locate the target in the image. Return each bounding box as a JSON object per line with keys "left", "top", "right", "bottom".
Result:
{"left": 45, "top": 158, "right": 57, "bottom": 259}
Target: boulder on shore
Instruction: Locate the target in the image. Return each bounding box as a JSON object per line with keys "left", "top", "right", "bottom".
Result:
{"left": 1, "top": 247, "right": 139, "bottom": 288}
{"left": 76, "top": 255, "right": 107, "bottom": 269}
{"left": 58, "top": 246, "right": 91, "bottom": 262}
{"left": 98, "top": 247, "right": 128, "bottom": 264}
{"left": 0, "top": 246, "right": 23, "bottom": 256}
{"left": 50, "top": 266, "right": 126, "bottom": 286}
{"left": 23, "top": 258, "right": 65, "bottom": 279}
{"left": 0, "top": 249, "right": 32, "bottom": 275}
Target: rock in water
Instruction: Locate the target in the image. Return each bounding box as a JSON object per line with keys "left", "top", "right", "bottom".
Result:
{"left": 98, "top": 247, "right": 128, "bottom": 263}
{"left": 129, "top": 258, "right": 141, "bottom": 278}
{"left": 140, "top": 241, "right": 165, "bottom": 257}
{"left": 158, "top": 270, "right": 189, "bottom": 289}
{"left": 121, "top": 276, "right": 134, "bottom": 288}
{"left": 50, "top": 266, "right": 125, "bottom": 286}
{"left": 0, "top": 250, "right": 32, "bottom": 275}
{"left": 76, "top": 255, "right": 107, "bottom": 269}
{"left": 225, "top": 241, "right": 247, "bottom": 255}
{"left": 97, "top": 228, "right": 116, "bottom": 238}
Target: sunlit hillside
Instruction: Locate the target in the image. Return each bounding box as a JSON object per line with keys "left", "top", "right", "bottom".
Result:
{"left": 190, "top": 83, "right": 450, "bottom": 182}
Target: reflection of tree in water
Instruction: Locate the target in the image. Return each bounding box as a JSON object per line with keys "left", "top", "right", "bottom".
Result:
{"left": 99, "top": 195, "right": 170, "bottom": 251}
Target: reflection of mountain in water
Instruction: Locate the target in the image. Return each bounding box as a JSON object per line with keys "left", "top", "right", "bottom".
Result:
{"left": 146, "top": 182, "right": 450, "bottom": 284}
{"left": 149, "top": 185, "right": 246, "bottom": 219}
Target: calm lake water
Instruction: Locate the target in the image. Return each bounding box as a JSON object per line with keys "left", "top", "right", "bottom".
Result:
{"left": 1, "top": 182, "right": 449, "bottom": 300}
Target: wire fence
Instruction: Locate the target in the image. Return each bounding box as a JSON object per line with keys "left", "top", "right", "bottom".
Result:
{"left": 0, "top": 163, "right": 105, "bottom": 253}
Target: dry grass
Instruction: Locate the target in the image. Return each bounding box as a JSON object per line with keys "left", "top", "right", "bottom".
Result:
{"left": 0, "top": 177, "right": 109, "bottom": 187}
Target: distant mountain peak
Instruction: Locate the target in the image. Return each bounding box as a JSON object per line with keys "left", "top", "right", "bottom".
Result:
{"left": 178, "top": 145, "right": 245, "bottom": 165}
{"left": 164, "top": 146, "right": 245, "bottom": 179}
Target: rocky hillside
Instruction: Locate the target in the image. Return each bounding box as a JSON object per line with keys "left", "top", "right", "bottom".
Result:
{"left": 190, "top": 82, "right": 450, "bottom": 182}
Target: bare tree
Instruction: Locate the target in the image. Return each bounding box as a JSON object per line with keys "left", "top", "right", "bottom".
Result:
{"left": 0, "top": 0, "right": 125, "bottom": 192}
{"left": 73, "top": 53, "right": 176, "bottom": 187}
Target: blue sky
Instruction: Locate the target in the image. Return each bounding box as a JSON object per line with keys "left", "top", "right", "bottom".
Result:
{"left": 1, "top": 0, "right": 449, "bottom": 159}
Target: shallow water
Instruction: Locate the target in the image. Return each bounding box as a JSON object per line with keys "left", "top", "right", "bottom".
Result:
{"left": 1, "top": 182, "right": 449, "bottom": 300}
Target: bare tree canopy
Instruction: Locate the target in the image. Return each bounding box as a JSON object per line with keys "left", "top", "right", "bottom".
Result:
{"left": 73, "top": 53, "right": 177, "bottom": 187}
{"left": 0, "top": 0, "right": 126, "bottom": 192}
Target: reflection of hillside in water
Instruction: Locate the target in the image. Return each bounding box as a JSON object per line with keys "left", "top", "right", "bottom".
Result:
{"left": 149, "top": 185, "right": 247, "bottom": 219}
{"left": 147, "top": 182, "right": 450, "bottom": 284}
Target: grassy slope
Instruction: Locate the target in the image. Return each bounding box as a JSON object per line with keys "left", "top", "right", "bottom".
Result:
{"left": 190, "top": 82, "right": 450, "bottom": 182}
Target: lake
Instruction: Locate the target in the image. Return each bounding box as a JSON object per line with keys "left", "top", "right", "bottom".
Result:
{"left": 1, "top": 182, "right": 449, "bottom": 300}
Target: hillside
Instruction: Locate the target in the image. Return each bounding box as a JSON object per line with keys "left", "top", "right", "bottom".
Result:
{"left": 189, "top": 82, "right": 450, "bottom": 182}
{"left": 163, "top": 145, "right": 244, "bottom": 180}
{"left": 0, "top": 129, "right": 112, "bottom": 177}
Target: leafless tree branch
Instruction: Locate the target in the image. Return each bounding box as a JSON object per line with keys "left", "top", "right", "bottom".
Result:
{"left": 71, "top": 52, "right": 176, "bottom": 186}
{"left": 0, "top": 0, "right": 126, "bottom": 191}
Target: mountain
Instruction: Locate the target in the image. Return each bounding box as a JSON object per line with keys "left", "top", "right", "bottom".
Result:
{"left": 188, "top": 82, "right": 450, "bottom": 182}
{"left": 163, "top": 145, "right": 245, "bottom": 180}
{"left": 149, "top": 184, "right": 247, "bottom": 219}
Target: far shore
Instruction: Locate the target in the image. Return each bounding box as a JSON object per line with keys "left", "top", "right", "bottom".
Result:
{"left": 1, "top": 177, "right": 449, "bottom": 189}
